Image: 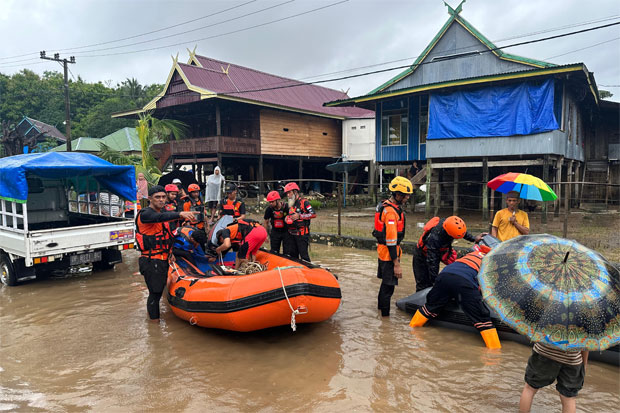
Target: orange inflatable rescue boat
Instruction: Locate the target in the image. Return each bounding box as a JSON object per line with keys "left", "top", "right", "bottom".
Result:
{"left": 167, "top": 249, "right": 341, "bottom": 332}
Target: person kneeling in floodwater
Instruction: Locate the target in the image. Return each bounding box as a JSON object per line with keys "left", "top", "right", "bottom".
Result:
{"left": 409, "top": 235, "right": 502, "bottom": 349}
{"left": 172, "top": 226, "right": 209, "bottom": 266}
{"left": 214, "top": 219, "right": 267, "bottom": 269}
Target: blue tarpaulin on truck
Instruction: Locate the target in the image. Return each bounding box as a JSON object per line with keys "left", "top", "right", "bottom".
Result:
{"left": 0, "top": 152, "right": 136, "bottom": 203}
{"left": 427, "top": 79, "right": 559, "bottom": 139}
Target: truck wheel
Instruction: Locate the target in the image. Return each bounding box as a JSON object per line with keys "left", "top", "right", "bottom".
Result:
{"left": 0, "top": 253, "right": 17, "bottom": 286}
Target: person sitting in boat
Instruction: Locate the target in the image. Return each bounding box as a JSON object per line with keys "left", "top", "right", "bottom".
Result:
{"left": 172, "top": 226, "right": 209, "bottom": 266}
{"left": 413, "top": 216, "right": 486, "bottom": 292}
{"left": 409, "top": 235, "right": 502, "bottom": 349}
{"left": 214, "top": 219, "right": 267, "bottom": 269}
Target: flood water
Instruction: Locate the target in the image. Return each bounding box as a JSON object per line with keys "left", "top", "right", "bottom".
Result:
{"left": 1, "top": 244, "right": 618, "bottom": 412}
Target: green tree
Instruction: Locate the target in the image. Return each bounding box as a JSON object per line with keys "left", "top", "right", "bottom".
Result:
{"left": 99, "top": 113, "right": 188, "bottom": 184}
{"left": 599, "top": 90, "right": 614, "bottom": 99}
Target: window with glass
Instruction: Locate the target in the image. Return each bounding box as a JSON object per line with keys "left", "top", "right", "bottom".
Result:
{"left": 381, "top": 99, "right": 408, "bottom": 146}
{"left": 419, "top": 94, "right": 429, "bottom": 144}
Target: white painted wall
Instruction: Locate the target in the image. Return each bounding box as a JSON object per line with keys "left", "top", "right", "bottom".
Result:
{"left": 343, "top": 118, "right": 375, "bottom": 161}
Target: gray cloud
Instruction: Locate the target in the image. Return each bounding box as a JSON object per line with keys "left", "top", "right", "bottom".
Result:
{"left": 1, "top": 0, "right": 618, "bottom": 99}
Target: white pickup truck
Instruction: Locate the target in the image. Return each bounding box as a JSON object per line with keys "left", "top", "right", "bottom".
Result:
{"left": 0, "top": 152, "right": 137, "bottom": 286}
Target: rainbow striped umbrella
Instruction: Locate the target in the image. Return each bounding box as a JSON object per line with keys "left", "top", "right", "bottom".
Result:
{"left": 487, "top": 172, "right": 557, "bottom": 201}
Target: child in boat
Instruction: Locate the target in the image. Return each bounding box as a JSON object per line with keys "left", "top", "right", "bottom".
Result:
{"left": 519, "top": 343, "right": 589, "bottom": 413}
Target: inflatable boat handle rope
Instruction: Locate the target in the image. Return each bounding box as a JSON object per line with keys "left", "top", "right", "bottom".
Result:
{"left": 277, "top": 266, "right": 308, "bottom": 332}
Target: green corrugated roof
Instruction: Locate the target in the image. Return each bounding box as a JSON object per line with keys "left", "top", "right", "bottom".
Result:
{"left": 370, "top": 5, "right": 556, "bottom": 94}
{"left": 101, "top": 127, "right": 140, "bottom": 152}
{"left": 51, "top": 137, "right": 101, "bottom": 152}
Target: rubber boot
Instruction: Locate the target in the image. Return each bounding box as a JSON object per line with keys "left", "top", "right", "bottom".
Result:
{"left": 409, "top": 310, "right": 428, "bottom": 327}
{"left": 480, "top": 328, "right": 502, "bottom": 349}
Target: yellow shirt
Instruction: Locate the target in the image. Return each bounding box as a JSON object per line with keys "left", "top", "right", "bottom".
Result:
{"left": 492, "top": 208, "right": 530, "bottom": 242}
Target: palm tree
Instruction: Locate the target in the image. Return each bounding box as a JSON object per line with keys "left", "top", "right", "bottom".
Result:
{"left": 99, "top": 112, "right": 189, "bottom": 184}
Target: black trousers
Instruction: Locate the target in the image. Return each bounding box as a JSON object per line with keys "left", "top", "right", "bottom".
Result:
{"left": 413, "top": 246, "right": 435, "bottom": 292}
{"left": 269, "top": 230, "right": 287, "bottom": 254}
{"left": 284, "top": 233, "right": 311, "bottom": 262}
{"left": 377, "top": 259, "right": 397, "bottom": 316}
{"left": 139, "top": 257, "right": 169, "bottom": 320}
{"left": 421, "top": 274, "right": 493, "bottom": 331}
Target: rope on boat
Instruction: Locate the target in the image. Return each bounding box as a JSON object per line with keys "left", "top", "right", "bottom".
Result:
{"left": 277, "top": 266, "right": 307, "bottom": 332}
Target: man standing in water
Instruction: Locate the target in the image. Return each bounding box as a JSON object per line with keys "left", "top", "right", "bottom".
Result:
{"left": 491, "top": 191, "right": 530, "bottom": 242}
{"left": 135, "top": 185, "right": 197, "bottom": 322}
{"left": 373, "top": 176, "right": 412, "bottom": 316}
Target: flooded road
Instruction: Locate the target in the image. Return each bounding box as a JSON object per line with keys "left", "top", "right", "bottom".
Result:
{"left": 1, "top": 244, "right": 618, "bottom": 412}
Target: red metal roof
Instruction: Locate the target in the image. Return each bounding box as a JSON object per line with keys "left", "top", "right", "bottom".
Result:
{"left": 177, "top": 56, "right": 374, "bottom": 119}
{"left": 26, "top": 117, "right": 67, "bottom": 141}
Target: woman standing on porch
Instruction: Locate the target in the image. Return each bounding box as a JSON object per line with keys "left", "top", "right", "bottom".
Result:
{"left": 206, "top": 166, "right": 225, "bottom": 224}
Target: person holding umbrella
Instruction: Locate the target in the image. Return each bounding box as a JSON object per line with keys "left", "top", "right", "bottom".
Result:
{"left": 491, "top": 191, "right": 530, "bottom": 242}
{"left": 477, "top": 234, "right": 620, "bottom": 412}
{"left": 487, "top": 172, "right": 556, "bottom": 242}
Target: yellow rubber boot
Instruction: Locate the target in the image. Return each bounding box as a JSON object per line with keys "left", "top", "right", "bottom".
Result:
{"left": 409, "top": 310, "right": 429, "bottom": 327}
{"left": 480, "top": 328, "right": 502, "bottom": 349}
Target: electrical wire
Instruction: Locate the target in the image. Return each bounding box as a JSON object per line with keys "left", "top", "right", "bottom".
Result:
{"left": 0, "top": 0, "right": 259, "bottom": 60}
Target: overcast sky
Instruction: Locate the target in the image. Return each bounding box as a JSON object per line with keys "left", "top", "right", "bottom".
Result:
{"left": 1, "top": 0, "right": 619, "bottom": 101}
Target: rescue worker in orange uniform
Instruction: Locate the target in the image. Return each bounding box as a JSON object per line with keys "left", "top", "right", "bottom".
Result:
{"left": 283, "top": 182, "right": 316, "bottom": 262}
{"left": 217, "top": 184, "right": 246, "bottom": 221}
{"left": 182, "top": 183, "right": 206, "bottom": 230}
{"left": 410, "top": 235, "right": 502, "bottom": 349}
{"left": 135, "top": 185, "right": 198, "bottom": 321}
{"left": 164, "top": 184, "right": 179, "bottom": 211}
{"left": 413, "top": 216, "right": 486, "bottom": 292}
{"left": 214, "top": 219, "right": 267, "bottom": 269}
{"left": 373, "top": 176, "right": 412, "bottom": 316}
{"left": 263, "top": 190, "right": 288, "bottom": 254}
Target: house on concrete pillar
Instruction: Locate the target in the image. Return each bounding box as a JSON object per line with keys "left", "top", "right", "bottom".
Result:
{"left": 113, "top": 50, "right": 373, "bottom": 193}
{"left": 326, "top": 2, "right": 608, "bottom": 218}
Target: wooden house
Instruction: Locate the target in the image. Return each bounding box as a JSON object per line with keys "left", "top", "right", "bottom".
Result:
{"left": 15, "top": 116, "right": 66, "bottom": 152}
{"left": 326, "top": 2, "right": 613, "bottom": 216}
{"left": 113, "top": 50, "right": 373, "bottom": 192}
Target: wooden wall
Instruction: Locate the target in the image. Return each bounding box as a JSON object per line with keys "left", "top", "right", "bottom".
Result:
{"left": 259, "top": 109, "right": 341, "bottom": 157}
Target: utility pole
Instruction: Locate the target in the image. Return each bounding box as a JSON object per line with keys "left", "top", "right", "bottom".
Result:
{"left": 40, "top": 51, "right": 75, "bottom": 151}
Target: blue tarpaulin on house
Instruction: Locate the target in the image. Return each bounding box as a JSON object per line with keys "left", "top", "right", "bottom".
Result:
{"left": 427, "top": 79, "right": 559, "bottom": 139}
{"left": 0, "top": 152, "right": 136, "bottom": 203}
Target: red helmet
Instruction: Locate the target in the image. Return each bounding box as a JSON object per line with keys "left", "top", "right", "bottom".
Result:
{"left": 164, "top": 184, "right": 178, "bottom": 192}
{"left": 188, "top": 183, "right": 200, "bottom": 193}
{"left": 266, "top": 191, "right": 281, "bottom": 202}
{"left": 284, "top": 182, "right": 300, "bottom": 193}
{"left": 443, "top": 216, "right": 467, "bottom": 239}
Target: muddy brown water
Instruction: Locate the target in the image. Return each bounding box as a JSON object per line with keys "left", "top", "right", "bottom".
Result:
{"left": 1, "top": 244, "right": 618, "bottom": 412}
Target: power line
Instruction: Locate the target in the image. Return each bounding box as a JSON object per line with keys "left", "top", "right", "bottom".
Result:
{"left": 545, "top": 36, "right": 620, "bottom": 59}
{"left": 3, "top": 19, "right": 619, "bottom": 102}
{"left": 68, "top": 0, "right": 296, "bottom": 56}
{"left": 0, "top": 0, "right": 259, "bottom": 60}
{"left": 218, "top": 21, "right": 620, "bottom": 95}
{"left": 73, "top": 0, "right": 349, "bottom": 58}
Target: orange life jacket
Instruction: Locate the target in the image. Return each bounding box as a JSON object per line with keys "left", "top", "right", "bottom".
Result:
{"left": 183, "top": 197, "right": 205, "bottom": 229}
{"left": 372, "top": 200, "right": 405, "bottom": 245}
{"left": 221, "top": 199, "right": 243, "bottom": 218}
{"left": 224, "top": 219, "right": 260, "bottom": 245}
{"left": 417, "top": 216, "right": 440, "bottom": 248}
{"left": 164, "top": 199, "right": 178, "bottom": 212}
{"left": 455, "top": 250, "right": 485, "bottom": 272}
{"left": 135, "top": 209, "right": 174, "bottom": 260}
